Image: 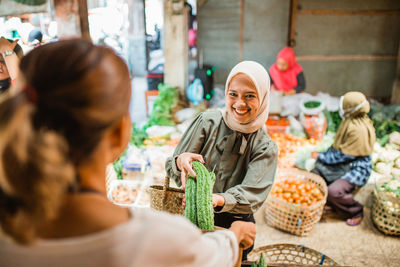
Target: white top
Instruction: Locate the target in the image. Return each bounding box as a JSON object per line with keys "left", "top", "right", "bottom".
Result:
{"left": 0, "top": 209, "right": 238, "bottom": 267}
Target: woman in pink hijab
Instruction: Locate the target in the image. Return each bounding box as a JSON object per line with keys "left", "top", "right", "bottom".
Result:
{"left": 269, "top": 46, "right": 306, "bottom": 96}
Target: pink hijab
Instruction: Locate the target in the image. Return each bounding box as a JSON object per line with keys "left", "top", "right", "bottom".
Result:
{"left": 269, "top": 47, "right": 302, "bottom": 92}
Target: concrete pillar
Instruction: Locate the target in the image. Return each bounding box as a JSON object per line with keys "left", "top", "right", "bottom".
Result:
{"left": 163, "top": 0, "right": 188, "bottom": 92}
{"left": 127, "top": 0, "right": 147, "bottom": 77}
{"left": 53, "top": 0, "right": 81, "bottom": 39}
{"left": 391, "top": 43, "right": 400, "bottom": 104}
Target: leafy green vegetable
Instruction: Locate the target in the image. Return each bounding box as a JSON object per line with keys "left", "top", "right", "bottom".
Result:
{"left": 323, "top": 110, "right": 342, "bottom": 134}
{"left": 130, "top": 124, "right": 148, "bottom": 148}
{"left": 369, "top": 103, "right": 400, "bottom": 145}
{"left": 304, "top": 101, "right": 321, "bottom": 109}
{"left": 145, "top": 83, "right": 179, "bottom": 129}
{"left": 113, "top": 152, "right": 126, "bottom": 180}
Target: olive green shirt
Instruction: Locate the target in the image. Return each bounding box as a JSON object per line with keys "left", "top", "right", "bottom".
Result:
{"left": 165, "top": 110, "right": 278, "bottom": 214}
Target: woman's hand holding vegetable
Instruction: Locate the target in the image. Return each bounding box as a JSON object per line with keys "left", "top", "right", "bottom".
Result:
{"left": 177, "top": 152, "right": 205, "bottom": 188}
{"left": 229, "top": 221, "right": 256, "bottom": 250}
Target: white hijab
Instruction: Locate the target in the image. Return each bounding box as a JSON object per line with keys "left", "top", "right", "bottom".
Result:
{"left": 222, "top": 61, "right": 271, "bottom": 134}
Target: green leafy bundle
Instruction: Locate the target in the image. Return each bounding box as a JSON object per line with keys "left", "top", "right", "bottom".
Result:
{"left": 369, "top": 103, "right": 400, "bottom": 146}
{"left": 145, "top": 83, "right": 179, "bottom": 128}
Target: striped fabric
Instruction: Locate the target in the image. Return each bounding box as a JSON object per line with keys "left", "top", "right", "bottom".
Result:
{"left": 318, "top": 147, "right": 372, "bottom": 187}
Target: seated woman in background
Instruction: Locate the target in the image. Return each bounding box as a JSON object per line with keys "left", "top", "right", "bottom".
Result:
{"left": 0, "top": 39, "right": 255, "bottom": 267}
{"left": 311, "top": 92, "right": 376, "bottom": 226}
{"left": 0, "top": 37, "right": 23, "bottom": 93}
{"left": 269, "top": 46, "right": 305, "bottom": 96}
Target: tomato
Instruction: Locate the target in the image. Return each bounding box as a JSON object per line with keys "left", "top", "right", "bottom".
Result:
{"left": 289, "top": 184, "right": 297, "bottom": 193}
{"left": 272, "top": 178, "right": 324, "bottom": 207}
{"left": 305, "top": 184, "right": 312, "bottom": 191}
{"left": 311, "top": 188, "right": 321, "bottom": 196}
{"left": 283, "top": 192, "right": 291, "bottom": 199}
{"left": 297, "top": 183, "right": 305, "bottom": 190}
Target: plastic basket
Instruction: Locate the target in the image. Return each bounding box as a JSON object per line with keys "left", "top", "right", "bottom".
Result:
{"left": 106, "top": 164, "right": 118, "bottom": 193}
{"left": 248, "top": 244, "right": 339, "bottom": 266}
{"left": 371, "top": 178, "right": 400, "bottom": 236}
{"left": 265, "top": 169, "right": 328, "bottom": 236}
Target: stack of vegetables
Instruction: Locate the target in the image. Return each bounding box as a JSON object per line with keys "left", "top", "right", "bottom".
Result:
{"left": 369, "top": 103, "right": 400, "bottom": 146}
{"left": 185, "top": 161, "right": 216, "bottom": 230}
{"left": 146, "top": 83, "right": 179, "bottom": 128}
{"left": 270, "top": 178, "right": 324, "bottom": 208}
{"left": 269, "top": 133, "right": 319, "bottom": 169}
{"left": 372, "top": 132, "right": 400, "bottom": 178}
{"left": 113, "top": 84, "right": 179, "bottom": 178}
{"left": 265, "top": 169, "right": 327, "bottom": 236}
{"left": 266, "top": 116, "right": 290, "bottom": 135}
{"left": 378, "top": 179, "right": 400, "bottom": 199}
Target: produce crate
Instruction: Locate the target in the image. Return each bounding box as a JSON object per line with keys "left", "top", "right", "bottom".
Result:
{"left": 265, "top": 169, "right": 327, "bottom": 236}
{"left": 246, "top": 244, "right": 339, "bottom": 266}
{"left": 371, "top": 178, "right": 400, "bottom": 236}
{"left": 266, "top": 116, "right": 290, "bottom": 135}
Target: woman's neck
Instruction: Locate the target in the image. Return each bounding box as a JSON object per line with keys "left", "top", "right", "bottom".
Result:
{"left": 37, "top": 161, "right": 130, "bottom": 239}
{"left": 77, "top": 163, "right": 107, "bottom": 195}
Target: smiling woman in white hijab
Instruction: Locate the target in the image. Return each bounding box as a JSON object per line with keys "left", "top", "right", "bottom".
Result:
{"left": 166, "top": 61, "right": 278, "bottom": 260}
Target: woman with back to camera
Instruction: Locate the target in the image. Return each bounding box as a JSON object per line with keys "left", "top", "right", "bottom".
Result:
{"left": 0, "top": 39, "right": 255, "bottom": 267}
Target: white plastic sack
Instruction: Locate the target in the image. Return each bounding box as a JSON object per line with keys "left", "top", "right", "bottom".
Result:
{"left": 145, "top": 125, "right": 176, "bottom": 138}
{"left": 176, "top": 108, "right": 197, "bottom": 123}
{"left": 269, "top": 90, "right": 283, "bottom": 114}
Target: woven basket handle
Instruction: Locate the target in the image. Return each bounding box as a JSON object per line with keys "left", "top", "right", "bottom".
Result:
{"left": 161, "top": 176, "right": 170, "bottom": 205}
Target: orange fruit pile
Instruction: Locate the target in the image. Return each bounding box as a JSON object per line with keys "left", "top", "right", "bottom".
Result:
{"left": 270, "top": 178, "right": 324, "bottom": 207}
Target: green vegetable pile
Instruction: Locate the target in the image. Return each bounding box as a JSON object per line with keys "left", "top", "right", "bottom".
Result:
{"left": 113, "top": 84, "right": 178, "bottom": 177}
{"left": 378, "top": 179, "right": 400, "bottom": 198}
{"left": 369, "top": 103, "right": 400, "bottom": 146}
{"left": 323, "top": 110, "right": 342, "bottom": 134}
{"left": 251, "top": 253, "right": 267, "bottom": 267}
{"left": 113, "top": 150, "right": 127, "bottom": 180}
{"left": 185, "top": 161, "right": 216, "bottom": 230}
{"left": 145, "top": 83, "right": 179, "bottom": 128}
{"left": 304, "top": 101, "right": 321, "bottom": 109}
{"left": 131, "top": 125, "right": 148, "bottom": 148}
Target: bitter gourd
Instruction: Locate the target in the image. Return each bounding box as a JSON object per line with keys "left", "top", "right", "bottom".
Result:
{"left": 184, "top": 175, "right": 197, "bottom": 225}
{"left": 192, "top": 161, "right": 215, "bottom": 231}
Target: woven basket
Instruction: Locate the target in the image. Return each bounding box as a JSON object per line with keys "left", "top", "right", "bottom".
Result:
{"left": 265, "top": 169, "right": 328, "bottom": 236}
{"left": 371, "top": 178, "right": 400, "bottom": 236}
{"left": 149, "top": 176, "right": 185, "bottom": 215}
{"left": 248, "top": 244, "right": 339, "bottom": 266}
